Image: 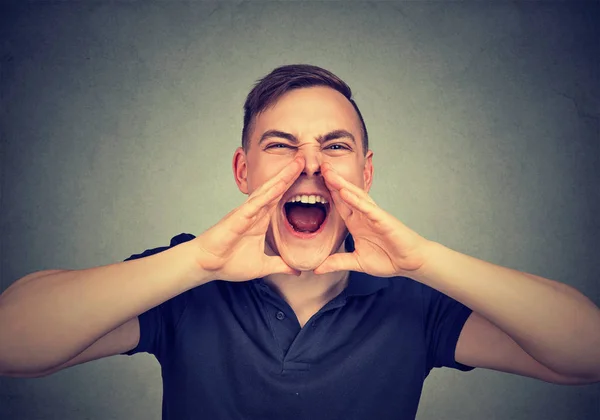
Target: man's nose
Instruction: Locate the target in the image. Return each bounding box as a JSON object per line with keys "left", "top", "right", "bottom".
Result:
{"left": 299, "top": 150, "right": 322, "bottom": 177}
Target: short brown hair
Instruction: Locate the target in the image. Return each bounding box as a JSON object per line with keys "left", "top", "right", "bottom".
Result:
{"left": 242, "top": 64, "right": 369, "bottom": 155}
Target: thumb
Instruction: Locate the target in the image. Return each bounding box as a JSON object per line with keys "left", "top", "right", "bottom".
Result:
{"left": 261, "top": 256, "right": 301, "bottom": 277}
{"left": 313, "top": 252, "right": 362, "bottom": 275}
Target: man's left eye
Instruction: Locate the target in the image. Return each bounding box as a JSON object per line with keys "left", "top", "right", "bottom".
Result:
{"left": 326, "top": 144, "right": 349, "bottom": 150}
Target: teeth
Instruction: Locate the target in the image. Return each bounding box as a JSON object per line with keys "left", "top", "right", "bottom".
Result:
{"left": 286, "top": 194, "right": 328, "bottom": 204}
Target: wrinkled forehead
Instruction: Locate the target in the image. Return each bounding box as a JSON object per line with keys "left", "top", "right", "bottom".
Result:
{"left": 250, "top": 87, "right": 363, "bottom": 146}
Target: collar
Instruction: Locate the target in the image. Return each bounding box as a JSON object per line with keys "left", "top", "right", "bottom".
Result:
{"left": 343, "top": 270, "right": 391, "bottom": 297}
{"left": 253, "top": 270, "right": 390, "bottom": 310}
{"left": 342, "top": 233, "right": 391, "bottom": 296}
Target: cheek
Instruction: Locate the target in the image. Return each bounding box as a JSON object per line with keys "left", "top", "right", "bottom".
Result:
{"left": 248, "top": 157, "right": 290, "bottom": 189}
{"left": 321, "top": 156, "right": 352, "bottom": 172}
{"left": 325, "top": 161, "right": 366, "bottom": 187}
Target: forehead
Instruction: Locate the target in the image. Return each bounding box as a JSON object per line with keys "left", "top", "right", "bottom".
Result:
{"left": 252, "top": 86, "right": 362, "bottom": 141}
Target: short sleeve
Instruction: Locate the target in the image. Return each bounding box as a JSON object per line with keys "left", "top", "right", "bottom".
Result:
{"left": 423, "top": 286, "right": 475, "bottom": 373}
{"left": 120, "top": 233, "right": 196, "bottom": 360}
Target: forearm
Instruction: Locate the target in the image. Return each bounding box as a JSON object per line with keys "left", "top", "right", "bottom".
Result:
{"left": 0, "top": 240, "right": 207, "bottom": 373}
{"left": 413, "top": 241, "right": 600, "bottom": 379}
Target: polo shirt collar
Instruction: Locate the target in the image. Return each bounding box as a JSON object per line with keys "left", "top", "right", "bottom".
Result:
{"left": 341, "top": 233, "right": 391, "bottom": 297}
{"left": 253, "top": 270, "right": 390, "bottom": 298}
{"left": 343, "top": 270, "right": 391, "bottom": 297}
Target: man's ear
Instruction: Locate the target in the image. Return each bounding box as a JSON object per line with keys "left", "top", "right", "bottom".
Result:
{"left": 232, "top": 147, "right": 249, "bottom": 194}
{"left": 363, "top": 150, "right": 374, "bottom": 193}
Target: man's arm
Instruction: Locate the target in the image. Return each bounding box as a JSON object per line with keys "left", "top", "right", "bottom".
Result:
{"left": 316, "top": 162, "right": 600, "bottom": 384}
{"left": 7, "top": 317, "right": 140, "bottom": 378}
{"left": 0, "top": 242, "right": 204, "bottom": 377}
{"left": 0, "top": 158, "right": 304, "bottom": 378}
{"left": 414, "top": 242, "right": 600, "bottom": 384}
{"left": 456, "top": 311, "right": 594, "bottom": 385}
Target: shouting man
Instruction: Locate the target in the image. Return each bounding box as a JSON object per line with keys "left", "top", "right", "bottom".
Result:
{"left": 1, "top": 64, "right": 599, "bottom": 420}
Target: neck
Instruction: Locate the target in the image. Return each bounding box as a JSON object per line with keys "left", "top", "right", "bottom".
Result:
{"left": 264, "top": 269, "right": 350, "bottom": 310}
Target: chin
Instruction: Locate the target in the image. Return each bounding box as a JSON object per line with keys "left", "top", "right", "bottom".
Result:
{"left": 266, "top": 219, "right": 347, "bottom": 273}
{"left": 278, "top": 246, "right": 330, "bottom": 272}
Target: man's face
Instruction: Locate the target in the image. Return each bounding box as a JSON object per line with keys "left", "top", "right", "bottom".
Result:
{"left": 233, "top": 86, "right": 373, "bottom": 271}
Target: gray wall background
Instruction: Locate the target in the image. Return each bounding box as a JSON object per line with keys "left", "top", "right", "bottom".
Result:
{"left": 1, "top": 1, "right": 598, "bottom": 419}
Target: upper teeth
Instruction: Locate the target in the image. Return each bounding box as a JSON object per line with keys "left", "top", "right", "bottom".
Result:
{"left": 286, "top": 194, "right": 328, "bottom": 204}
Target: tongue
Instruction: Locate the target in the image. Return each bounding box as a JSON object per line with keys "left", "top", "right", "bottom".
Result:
{"left": 287, "top": 204, "right": 326, "bottom": 233}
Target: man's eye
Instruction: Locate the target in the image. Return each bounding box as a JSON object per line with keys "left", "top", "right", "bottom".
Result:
{"left": 266, "top": 143, "right": 349, "bottom": 150}
{"left": 326, "top": 144, "right": 349, "bottom": 150}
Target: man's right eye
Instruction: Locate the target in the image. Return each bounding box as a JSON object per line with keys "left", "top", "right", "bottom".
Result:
{"left": 266, "top": 143, "right": 292, "bottom": 149}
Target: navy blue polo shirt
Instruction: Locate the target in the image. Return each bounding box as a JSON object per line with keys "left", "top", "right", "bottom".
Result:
{"left": 122, "top": 233, "right": 474, "bottom": 420}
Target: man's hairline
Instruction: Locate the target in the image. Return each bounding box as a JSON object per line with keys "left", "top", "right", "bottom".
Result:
{"left": 243, "top": 86, "right": 368, "bottom": 154}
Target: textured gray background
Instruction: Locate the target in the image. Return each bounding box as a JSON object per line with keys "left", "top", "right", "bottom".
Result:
{"left": 1, "top": 1, "right": 599, "bottom": 419}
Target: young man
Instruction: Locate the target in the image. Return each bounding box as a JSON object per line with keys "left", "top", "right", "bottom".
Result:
{"left": 0, "top": 65, "right": 599, "bottom": 419}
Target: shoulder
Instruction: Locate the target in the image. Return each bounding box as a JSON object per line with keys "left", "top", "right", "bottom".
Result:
{"left": 344, "top": 272, "right": 430, "bottom": 319}
{"left": 124, "top": 233, "right": 197, "bottom": 261}
{"left": 349, "top": 272, "right": 467, "bottom": 319}
{"left": 347, "top": 271, "right": 427, "bottom": 298}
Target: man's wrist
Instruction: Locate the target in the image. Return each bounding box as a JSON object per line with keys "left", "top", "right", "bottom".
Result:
{"left": 408, "top": 240, "right": 447, "bottom": 285}
{"left": 173, "top": 240, "right": 217, "bottom": 289}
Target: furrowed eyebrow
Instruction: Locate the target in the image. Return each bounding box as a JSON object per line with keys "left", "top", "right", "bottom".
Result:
{"left": 317, "top": 129, "right": 356, "bottom": 145}
{"left": 258, "top": 129, "right": 356, "bottom": 146}
{"left": 259, "top": 130, "right": 299, "bottom": 145}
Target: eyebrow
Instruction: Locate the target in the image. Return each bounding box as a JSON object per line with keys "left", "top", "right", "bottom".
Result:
{"left": 258, "top": 129, "right": 356, "bottom": 146}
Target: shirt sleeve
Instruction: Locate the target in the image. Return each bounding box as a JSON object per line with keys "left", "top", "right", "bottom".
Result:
{"left": 120, "top": 233, "right": 196, "bottom": 360}
{"left": 423, "top": 285, "right": 475, "bottom": 373}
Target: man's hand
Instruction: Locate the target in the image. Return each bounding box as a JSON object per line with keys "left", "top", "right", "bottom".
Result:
{"left": 191, "top": 158, "right": 304, "bottom": 282}
{"left": 314, "top": 162, "right": 432, "bottom": 277}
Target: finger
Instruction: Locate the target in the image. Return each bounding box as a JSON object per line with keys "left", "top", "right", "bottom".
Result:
{"left": 249, "top": 200, "right": 281, "bottom": 233}
{"left": 322, "top": 163, "right": 375, "bottom": 205}
{"left": 250, "top": 192, "right": 284, "bottom": 225}
{"left": 254, "top": 156, "right": 305, "bottom": 200}
{"left": 338, "top": 188, "right": 382, "bottom": 223}
{"left": 260, "top": 256, "right": 301, "bottom": 277}
{"left": 227, "top": 194, "right": 279, "bottom": 237}
{"left": 328, "top": 188, "right": 352, "bottom": 221}
{"left": 313, "top": 252, "right": 363, "bottom": 275}
{"left": 241, "top": 157, "right": 304, "bottom": 218}
{"left": 226, "top": 158, "right": 304, "bottom": 235}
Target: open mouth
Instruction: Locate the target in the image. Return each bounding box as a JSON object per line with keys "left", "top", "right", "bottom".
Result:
{"left": 283, "top": 200, "right": 330, "bottom": 236}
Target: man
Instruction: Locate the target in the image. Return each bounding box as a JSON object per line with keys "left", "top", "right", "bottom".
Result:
{"left": 0, "top": 64, "right": 599, "bottom": 419}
